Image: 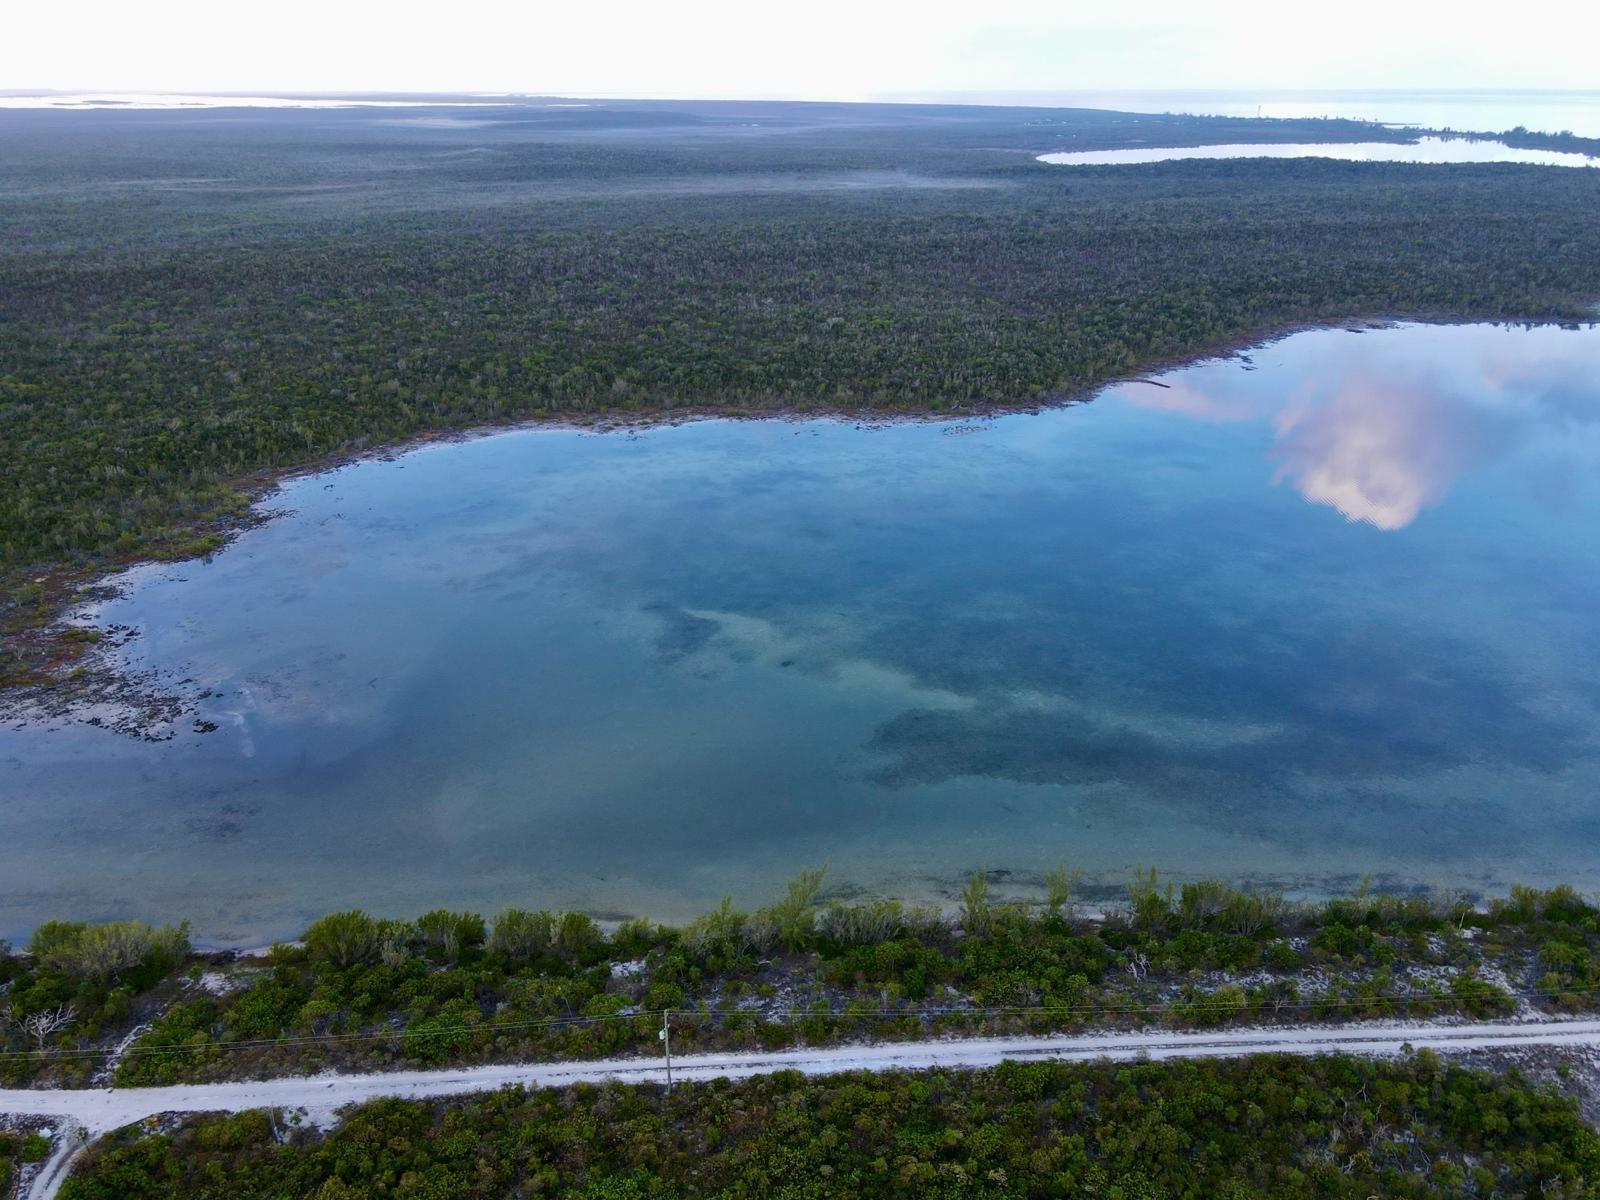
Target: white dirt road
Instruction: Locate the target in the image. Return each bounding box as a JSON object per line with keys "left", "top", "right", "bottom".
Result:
{"left": 8, "top": 1018, "right": 1600, "bottom": 1198}
{"left": 8, "top": 1017, "right": 1600, "bottom": 1132}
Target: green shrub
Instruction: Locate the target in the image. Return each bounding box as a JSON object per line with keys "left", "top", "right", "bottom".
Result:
{"left": 401, "top": 1017, "right": 468, "bottom": 1064}
{"left": 756, "top": 866, "right": 827, "bottom": 952}
{"left": 643, "top": 982, "right": 685, "bottom": 1010}
{"left": 1313, "top": 921, "right": 1374, "bottom": 959}
{"left": 1449, "top": 971, "right": 1515, "bottom": 1018}
{"left": 415, "top": 910, "right": 486, "bottom": 961}
{"left": 555, "top": 913, "right": 603, "bottom": 962}
{"left": 959, "top": 871, "right": 993, "bottom": 935}
{"left": 681, "top": 896, "right": 751, "bottom": 964}
{"left": 1264, "top": 940, "right": 1303, "bottom": 970}
{"left": 1171, "top": 984, "right": 1248, "bottom": 1027}
{"left": 29, "top": 920, "right": 189, "bottom": 984}
{"left": 61, "top": 1056, "right": 1600, "bottom": 1200}
{"left": 302, "top": 911, "right": 381, "bottom": 968}
{"left": 817, "top": 900, "right": 909, "bottom": 948}
{"left": 488, "top": 909, "right": 557, "bottom": 961}
{"left": 825, "top": 939, "right": 949, "bottom": 1001}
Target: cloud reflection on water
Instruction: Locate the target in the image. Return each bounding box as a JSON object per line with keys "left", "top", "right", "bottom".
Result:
{"left": 1269, "top": 374, "right": 1497, "bottom": 529}
{"left": 1120, "top": 326, "right": 1600, "bottom": 530}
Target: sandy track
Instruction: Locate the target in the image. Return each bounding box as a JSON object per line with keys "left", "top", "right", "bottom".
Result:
{"left": 7, "top": 1018, "right": 1600, "bottom": 1141}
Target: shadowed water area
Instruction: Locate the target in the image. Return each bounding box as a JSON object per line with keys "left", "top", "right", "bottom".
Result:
{"left": 4, "top": 323, "right": 1599, "bottom": 944}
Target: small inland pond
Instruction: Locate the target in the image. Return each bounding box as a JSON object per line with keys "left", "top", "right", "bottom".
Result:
{"left": 4, "top": 322, "right": 1600, "bottom": 943}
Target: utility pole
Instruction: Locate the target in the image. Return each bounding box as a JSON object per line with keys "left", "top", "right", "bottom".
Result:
{"left": 658, "top": 1009, "right": 673, "bottom": 1093}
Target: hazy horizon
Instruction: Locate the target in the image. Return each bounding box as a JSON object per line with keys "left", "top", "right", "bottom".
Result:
{"left": 5, "top": 1, "right": 1598, "bottom": 98}
{"left": 9, "top": 87, "right": 1600, "bottom": 139}
{"left": 6, "top": 86, "right": 1600, "bottom": 102}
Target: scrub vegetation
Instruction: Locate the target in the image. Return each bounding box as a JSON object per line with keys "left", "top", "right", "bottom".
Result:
{"left": 4, "top": 99, "right": 1600, "bottom": 688}
{"left": 0, "top": 920, "right": 191, "bottom": 1085}
{"left": 8, "top": 874, "right": 1600, "bottom": 1088}
{"left": 0, "top": 1116, "right": 56, "bottom": 1200}
{"left": 57, "top": 1054, "right": 1600, "bottom": 1199}
{"left": 0, "top": 1124, "right": 49, "bottom": 1200}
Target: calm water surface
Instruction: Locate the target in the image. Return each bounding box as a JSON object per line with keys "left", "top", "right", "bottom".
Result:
{"left": 1037, "top": 137, "right": 1600, "bottom": 168}
{"left": 4, "top": 323, "right": 1600, "bottom": 943}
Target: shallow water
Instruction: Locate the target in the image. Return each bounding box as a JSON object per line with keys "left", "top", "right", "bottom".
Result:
{"left": 4, "top": 322, "right": 1600, "bottom": 944}
{"left": 1037, "top": 136, "right": 1599, "bottom": 167}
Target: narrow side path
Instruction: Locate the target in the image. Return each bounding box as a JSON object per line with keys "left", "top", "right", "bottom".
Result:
{"left": 24, "top": 1122, "right": 87, "bottom": 1200}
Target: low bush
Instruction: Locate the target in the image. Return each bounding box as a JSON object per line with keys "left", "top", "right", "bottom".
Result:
{"left": 61, "top": 1055, "right": 1600, "bottom": 1199}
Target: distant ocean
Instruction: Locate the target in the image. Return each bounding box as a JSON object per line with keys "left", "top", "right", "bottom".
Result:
{"left": 887, "top": 90, "right": 1600, "bottom": 139}
{"left": 6, "top": 88, "right": 1600, "bottom": 140}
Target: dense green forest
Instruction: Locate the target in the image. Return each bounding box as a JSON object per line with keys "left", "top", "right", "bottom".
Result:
{"left": 58, "top": 1054, "right": 1600, "bottom": 1199}
{"left": 8, "top": 875, "right": 1600, "bottom": 1088}
{"left": 3, "top": 99, "right": 1600, "bottom": 687}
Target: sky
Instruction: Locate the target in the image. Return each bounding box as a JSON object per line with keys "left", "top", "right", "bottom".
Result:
{"left": 6, "top": 0, "right": 1599, "bottom": 97}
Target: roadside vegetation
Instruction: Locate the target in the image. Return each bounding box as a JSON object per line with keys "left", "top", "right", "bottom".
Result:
{"left": 0, "top": 920, "right": 191, "bottom": 1086}
{"left": 0, "top": 1122, "right": 49, "bottom": 1200}
{"left": 58, "top": 1053, "right": 1600, "bottom": 1199}
{"left": 0, "top": 1116, "right": 58, "bottom": 1200}
{"left": 5, "top": 101, "right": 1600, "bottom": 689}
{"left": 9, "top": 873, "right": 1600, "bottom": 1088}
